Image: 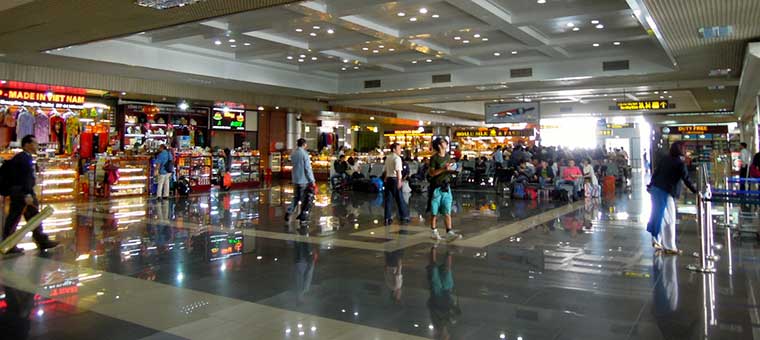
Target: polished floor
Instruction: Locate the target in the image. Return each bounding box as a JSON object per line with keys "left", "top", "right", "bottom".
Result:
{"left": 0, "top": 175, "right": 758, "bottom": 340}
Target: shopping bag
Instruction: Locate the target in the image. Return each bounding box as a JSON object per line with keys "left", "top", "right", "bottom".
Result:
{"left": 223, "top": 172, "right": 232, "bottom": 188}
{"left": 0, "top": 206, "right": 54, "bottom": 254}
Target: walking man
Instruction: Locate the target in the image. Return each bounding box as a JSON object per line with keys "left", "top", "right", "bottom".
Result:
{"left": 2, "top": 135, "right": 58, "bottom": 254}
{"left": 740, "top": 142, "right": 750, "bottom": 192}
{"left": 429, "top": 137, "right": 461, "bottom": 241}
{"left": 286, "top": 138, "right": 316, "bottom": 227}
{"left": 383, "top": 143, "right": 410, "bottom": 225}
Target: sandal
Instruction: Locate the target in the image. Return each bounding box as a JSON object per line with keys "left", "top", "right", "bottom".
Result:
{"left": 663, "top": 249, "right": 683, "bottom": 255}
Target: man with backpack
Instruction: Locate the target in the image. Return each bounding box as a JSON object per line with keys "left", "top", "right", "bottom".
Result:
{"left": 2, "top": 135, "right": 58, "bottom": 254}
{"left": 154, "top": 144, "right": 174, "bottom": 200}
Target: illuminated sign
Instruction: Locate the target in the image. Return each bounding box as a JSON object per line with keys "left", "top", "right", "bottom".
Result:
{"left": 606, "top": 123, "right": 634, "bottom": 129}
{"left": 454, "top": 128, "right": 535, "bottom": 138}
{"left": 617, "top": 100, "right": 669, "bottom": 111}
{"left": 667, "top": 125, "right": 728, "bottom": 135}
{"left": 383, "top": 128, "right": 433, "bottom": 137}
{"left": 211, "top": 107, "right": 245, "bottom": 130}
{"left": 598, "top": 130, "right": 613, "bottom": 136}
{"left": 0, "top": 88, "right": 86, "bottom": 108}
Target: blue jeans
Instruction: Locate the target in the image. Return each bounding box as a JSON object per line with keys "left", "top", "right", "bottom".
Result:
{"left": 384, "top": 177, "right": 409, "bottom": 222}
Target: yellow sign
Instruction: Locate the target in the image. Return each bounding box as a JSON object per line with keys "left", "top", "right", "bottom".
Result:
{"left": 0, "top": 89, "right": 85, "bottom": 104}
{"left": 617, "top": 100, "right": 669, "bottom": 111}
{"left": 598, "top": 130, "right": 613, "bottom": 136}
{"left": 454, "top": 128, "right": 534, "bottom": 137}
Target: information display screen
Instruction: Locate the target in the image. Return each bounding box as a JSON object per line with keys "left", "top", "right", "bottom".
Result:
{"left": 211, "top": 107, "right": 245, "bottom": 130}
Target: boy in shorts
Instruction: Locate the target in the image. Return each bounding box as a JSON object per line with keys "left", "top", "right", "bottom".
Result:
{"left": 428, "top": 137, "right": 462, "bottom": 241}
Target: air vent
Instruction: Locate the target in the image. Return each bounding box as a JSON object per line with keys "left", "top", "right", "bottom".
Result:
{"left": 603, "top": 60, "right": 629, "bottom": 71}
{"left": 510, "top": 68, "right": 532, "bottom": 78}
{"left": 432, "top": 74, "right": 451, "bottom": 83}
{"left": 364, "top": 79, "right": 381, "bottom": 89}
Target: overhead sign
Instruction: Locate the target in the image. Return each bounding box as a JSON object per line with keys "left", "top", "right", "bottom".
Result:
{"left": 454, "top": 128, "right": 535, "bottom": 137}
{"left": 212, "top": 107, "right": 245, "bottom": 130}
{"left": 598, "top": 130, "right": 613, "bottom": 136}
{"left": 606, "top": 123, "right": 634, "bottom": 129}
{"left": 667, "top": 125, "right": 728, "bottom": 135}
{"left": 485, "top": 102, "right": 540, "bottom": 124}
{"left": 617, "top": 100, "right": 669, "bottom": 111}
{"left": 384, "top": 128, "right": 432, "bottom": 137}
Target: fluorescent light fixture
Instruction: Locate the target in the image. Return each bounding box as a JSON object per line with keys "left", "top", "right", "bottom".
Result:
{"left": 419, "top": 8, "right": 428, "bottom": 14}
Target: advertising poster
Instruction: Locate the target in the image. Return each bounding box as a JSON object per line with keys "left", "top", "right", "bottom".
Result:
{"left": 485, "top": 102, "right": 540, "bottom": 124}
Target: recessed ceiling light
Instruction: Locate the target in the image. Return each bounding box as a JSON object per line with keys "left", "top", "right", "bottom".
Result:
{"left": 370, "top": 116, "right": 375, "bottom": 120}
{"left": 596, "top": 24, "right": 604, "bottom": 29}
{"left": 121, "top": 92, "right": 127, "bottom": 96}
{"left": 566, "top": 22, "right": 575, "bottom": 27}
{"left": 663, "top": 91, "right": 668, "bottom": 93}
{"left": 287, "top": 56, "right": 293, "bottom": 60}
{"left": 572, "top": 27, "right": 580, "bottom": 31}
{"left": 298, "top": 59, "right": 304, "bottom": 62}
{"left": 388, "top": 48, "right": 395, "bottom": 51}
{"left": 419, "top": 8, "right": 428, "bottom": 14}
{"left": 660, "top": 96, "right": 665, "bottom": 99}
{"left": 592, "top": 43, "right": 600, "bottom": 47}
{"left": 432, "top": 14, "right": 439, "bottom": 18}
{"left": 230, "top": 44, "right": 236, "bottom": 48}
{"left": 309, "top": 32, "right": 317, "bottom": 36}
{"left": 313, "top": 26, "right": 320, "bottom": 30}
{"left": 244, "top": 42, "right": 251, "bottom": 46}
{"left": 311, "top": 56, "right": 318, "bottom": 60}
{"left": 409, "top": 17, "right": 417, "bottom": 22}
{"left": 214, "top": 40, "right": 221, "bottom": 45}
{"left": 362, "top": 47, "right": 369, "bottom": 51}
{"left": 511, "top": 50, "right": 518, "bottom": 54}
{"left": 341, "top": 67, "right": 347, "bottom": 71}
{"left": 494, "top": 52, "right": 501, "bottom": 56}
{"left": 654, "top": 91, "right": 659, "bottom": 94}
{"left": 353, "top": 66, "right": 359, "bottom": 69}
{"left": 454, "top": 36, "right": 461, "bottom": 40}
{"left": 342, "top": 59, "right": 349, "bottom": 63}
{"left": 613, "top": 41, "right": 621, "bottom": 45}
{"left": 372, "top": 50, "right": 379, "bottom": 53}
{"left": 426, "top": 59, "right": 432, "bottom": 62}
{"left": 397, "top": 12, "right": 406, "bottom": 17}
{"left": 378, "top": 45, "right": 385, "bottom": 48}
{"left": 462, "top": 40, "right": 470, "bottom": 43}
{"left": 482, "top": 37, "right": 489, "bottom": 41}
{"left": 228, "top": 39, "right": 236, "bottom": 43}
{"left": 591, "top": 20, "right": 600, "bottom": 24}
{"left": 474, "top": 34, "right": 481, "bottom": 38}
{"left": 299, "top": 54, "right": 306, "bottom": 58}
{"left": 327, "top": 29, "right": 335, "bottom": 34}
{"left": 537, "top": 0, "right": 546, "bottom": 3}
{"left": 296, "top": 28, "right": 303, "bottom": 32}
{"left": 412, "top": 60, "right": 418, "bottom": 64}
{"left": 668, "top": 95, "right": 672, "bottom": 98}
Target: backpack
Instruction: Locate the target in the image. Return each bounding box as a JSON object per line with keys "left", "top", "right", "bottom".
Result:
{"left": 163, "top": 157, "right": 175, "bottom": 173}
{"left": 371, "top": 177, "right": 384, "bottom": 192}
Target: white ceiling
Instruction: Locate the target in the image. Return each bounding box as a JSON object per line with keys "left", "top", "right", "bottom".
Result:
{"left": 45, "top": 0, "right": 752, "bottom": 122}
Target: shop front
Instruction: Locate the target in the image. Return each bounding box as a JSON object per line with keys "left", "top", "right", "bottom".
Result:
{"left": 0, "top": 81, "right": 117, "bottom": 202}
{"left": 452, "top": 126, "right": 537, "bottom": 159}
{"left": 661, "top": 124, "right": 735, "bottom": 175}
{"left": 384, "top": 127, "right": 433, "bottom": 158}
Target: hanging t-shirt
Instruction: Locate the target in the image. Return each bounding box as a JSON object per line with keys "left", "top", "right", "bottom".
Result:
{"left": 65, "top": 115, "right": 80, "bottom": 154}
{"left": 16, "top": 110, "right": 35, "bottom": 141}
{"left": 35, "top": 112, "right": 50, "bottom": 144}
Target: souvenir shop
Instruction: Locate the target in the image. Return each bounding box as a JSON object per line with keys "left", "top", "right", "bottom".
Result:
{"left": 451, "top": 126, "right": 537, "bottom": 159}
{"left": 0, "top": 81, "right": 116, "bottom": 202}
{"left": 383, "top": 127, "right": 434, "bottom": 157}
{"left": 659, "top": 124, "right": 737, "bottom": 176}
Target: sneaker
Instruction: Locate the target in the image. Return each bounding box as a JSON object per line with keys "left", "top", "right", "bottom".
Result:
{"left": 446, "top": 230, "right": 462, "bottom": 241}
{"left": 4, "top": 246, "right": 24, "bottom": 256}
{"left": 36, "top": 240, "right": 59, "bottom": 250}
{"left": 431, "top": 229, "right": 443, "bottom": 240}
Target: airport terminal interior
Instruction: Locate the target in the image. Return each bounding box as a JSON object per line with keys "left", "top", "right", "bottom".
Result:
{"left": 1, "top": 0, "right": 760, "bottom": 339}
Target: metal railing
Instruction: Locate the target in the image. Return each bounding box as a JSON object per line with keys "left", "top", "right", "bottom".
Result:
{"left": 687, "top": 163, "right": 718, "bottom": 273}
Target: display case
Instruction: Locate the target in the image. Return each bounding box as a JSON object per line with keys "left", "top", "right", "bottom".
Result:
{"left": 312, "top": 154, "right": 332, "bottom": 180}
{"left": 37, "top": 158, "right": 78, "bottom": 202}
{"left": 120, "top": 104, "right": 210, "bottom": 150}
{"left": 271, "top": 152, "right": 282, "bottom": 172}
{"left": 226, "top": 151, "right": 261, "bottom": 188}
{"left": 176, "top": 153, "right": 212, "bottom": 191}
{"left": 95, "top": 156, "right": 151, "bottom": 198}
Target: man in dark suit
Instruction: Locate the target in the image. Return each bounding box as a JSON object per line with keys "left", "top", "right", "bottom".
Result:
{"left": 2, "top": 135, "right": 58, "bottom": 254}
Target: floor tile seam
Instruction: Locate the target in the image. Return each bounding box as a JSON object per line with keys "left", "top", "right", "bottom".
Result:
{"left": 1, "top": 255, "right": 428, "bottom": 340}
{"left": 454, "top": 201, "right": 586, "bottom": 248}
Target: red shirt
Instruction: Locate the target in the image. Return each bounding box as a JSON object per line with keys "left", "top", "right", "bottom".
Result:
{"left": 562, "top": 166, "right": 582, "bottom": 181}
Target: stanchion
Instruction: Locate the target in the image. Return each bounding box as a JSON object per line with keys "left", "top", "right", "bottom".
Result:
{"left": 688, "top": 165, "right": 716, "bottom": 273}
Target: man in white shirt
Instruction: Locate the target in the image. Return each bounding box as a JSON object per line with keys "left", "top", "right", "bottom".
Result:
{"left": 384, "top": 143, "right": 410, "bottom": 225}
{"left": 740, "top": 142, "right": 751, "bottom": 191}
